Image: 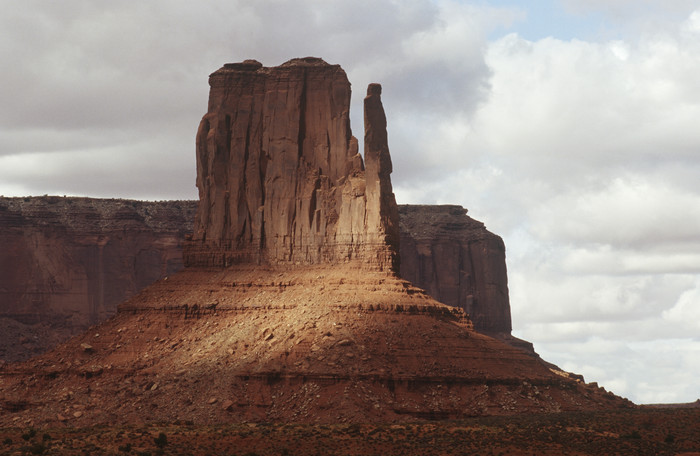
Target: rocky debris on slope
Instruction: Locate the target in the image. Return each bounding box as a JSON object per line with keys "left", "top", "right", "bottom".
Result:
{"left": 0, "top": 265, "right": 632, "bottom": 427}
{"left": 0, "top": 197, "right": 197, "bottom": 362}
{"left": 0, "top": 199, "right": 517, "bottom": 362}
{"left": 184, "top": 57, "right": 398, "bottom": 271}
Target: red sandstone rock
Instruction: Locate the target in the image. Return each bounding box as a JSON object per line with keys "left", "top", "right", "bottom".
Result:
{"left": 398, "top": 205, "right": 511, "bottom": 335}
{"left": 185, "top": 58, "right": 398, "bottom": 271}
{"left": 364, "top": 83, "right": 400, "bottom": 271}
{"left": 0, "top": 265, "right": 632, "bottom": 427}
{"left": 0, "top": 199, "right": 520, "bottom": 362}
{"left": 0, "top": 59, "right": 630, "bottom": 426}
{"left": 0, "top": 197, "right": 196, "bottom": 362}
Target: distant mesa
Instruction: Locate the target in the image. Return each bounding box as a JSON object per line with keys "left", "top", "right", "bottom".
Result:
{"left": 0, "top": 199, "right": 517, "bottom": 362}
{"left": 398, "top": 204, "right": 513, "bottom": 337}
{"left": 222, "top": 59, "right": 263, "bottom": 71}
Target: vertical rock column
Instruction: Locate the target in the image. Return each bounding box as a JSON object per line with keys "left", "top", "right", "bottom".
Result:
{"left": 363, "top": 83, "right": 400, "bottom": 272}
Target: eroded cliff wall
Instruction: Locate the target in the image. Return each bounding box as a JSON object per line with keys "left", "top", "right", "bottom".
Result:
{"left": 184, "top": 58, "right": 399, "bottom": 270}
{"left": 399, "top": 205, "right": 512, "bottom": 335}
{"left": 0, "top": 197, "right": 513, "bottom": 360}
{"left": 0, "top": 61, "right": 513, "bottom": 360}
{"left": 0, "top": 58, "right": 627, "bottom": 426}
{"left": 0, "top": 196, "right": 196, "bottom": 361}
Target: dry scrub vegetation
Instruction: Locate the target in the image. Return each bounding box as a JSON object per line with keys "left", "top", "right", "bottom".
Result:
{"left": 1, "top": 408, "right": 699, "bottom": 455}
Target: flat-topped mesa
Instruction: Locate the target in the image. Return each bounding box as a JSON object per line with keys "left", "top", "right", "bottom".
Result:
{"left": 183, "top": 58, "right": 399, "bottom": 271}
{"left": 399, "top": 205, "right": 512, "bottom": 335}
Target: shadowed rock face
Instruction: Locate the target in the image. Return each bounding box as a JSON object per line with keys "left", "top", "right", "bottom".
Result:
{"left": 0, "top": 60, "right": 514, "bottom": 363}
{"left": 185, "top": 58, "right": 398, "bottom": 271}
{"left": 399, "top": 205, "right": 512, "bottom": 335}
{"left": 0, "top": 198, "right": 514, "bottom": 363}
{"left": 0, "top": 197, "right": 196, "bottom": 362}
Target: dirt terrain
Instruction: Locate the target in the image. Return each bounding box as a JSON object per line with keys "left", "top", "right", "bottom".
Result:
{"left": 1, "top": 408, "right": 699, "bottom": 455}
{"left": 0, "top": 265, "right": 631, "bottom": 428}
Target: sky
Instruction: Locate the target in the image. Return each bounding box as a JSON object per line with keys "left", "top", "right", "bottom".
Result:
{"left": 2, "top": 0, "right": 700, "bottom": 404}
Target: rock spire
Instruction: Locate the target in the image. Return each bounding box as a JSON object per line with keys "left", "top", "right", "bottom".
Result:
{"left": 184, "top": 58, "right": 399, "bottom": 271}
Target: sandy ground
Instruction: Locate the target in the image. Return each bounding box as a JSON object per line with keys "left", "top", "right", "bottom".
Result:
{"left": 1, "top": 408, "right": 699, "bottom": 455}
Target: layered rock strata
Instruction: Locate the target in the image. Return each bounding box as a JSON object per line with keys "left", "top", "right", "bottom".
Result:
{"left": 0, "top": 265, "right": 631, "bottom": 426}
{"left": 185, "top": 58, "right": 398, "bottom": 271}
{"left": 399, "top": 205, "right": 511, "bottom": 335}
{"left": 0, "top": 197, "right": 196, "bottom": 361}
{"left": 0, "top": 198, "right": 518, "bottom": 363}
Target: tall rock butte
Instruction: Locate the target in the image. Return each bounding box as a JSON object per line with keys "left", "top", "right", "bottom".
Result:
{"left": 185, "top": 57, "right": 399, "bottom": 271}
{"left": 0, "top": 59, "right": 632, "bottom": 426}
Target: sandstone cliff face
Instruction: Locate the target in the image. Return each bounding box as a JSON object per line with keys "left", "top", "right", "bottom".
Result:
{"left": 0, "top": 197, "right": 196, "bottom": 361}
{"left": 185, "top": 58, "right": 398, "bottom": 271}
{"left": 399, "top": 205, "right": 512, "bottom": 335}
{"left": 0, "top": 198, "right": 515, "bottom": 362}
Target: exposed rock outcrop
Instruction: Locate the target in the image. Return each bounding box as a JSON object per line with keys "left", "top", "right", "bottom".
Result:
{"left": 0, "top": 59, "right": 632, "bottom": 426}
{"left": 0, "top": 198, "right": 517, "bottom": 363}
{"left": 185, "top": 58, "right": 398, "bottom": 271}
{"left": 0, "top": 196, "right": 196, "bottom": 361}
{"left": 399, "top": 205, "right": 511, "bottom": 335}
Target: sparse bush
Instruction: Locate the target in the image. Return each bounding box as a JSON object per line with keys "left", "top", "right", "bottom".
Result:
{"left": 41, "top": 433, "right": 51, "bottom": 442}
{"left": 3, "top": 438, "right": 11, "bottom": 445}
{"left": 28, "top": 442, "right": 46, "bottom": 454}
{"left": 21, "top": 429, "right": 36, "bottom": 441}
{"left": 623, "top": 430, "right": 641, "bottom": 439}
{"left": 118, "top": 443, "right": 132, "bottom": 452}
{"left": 665, "top": 433, "right": 675, "bottom": 444}
{"left": 154, "top": 432, "right": 167, "bottom": 449}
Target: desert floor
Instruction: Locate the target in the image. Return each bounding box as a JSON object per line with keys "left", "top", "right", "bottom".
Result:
{"left": 1, "top": 407, "right": 699, "bottom": 455}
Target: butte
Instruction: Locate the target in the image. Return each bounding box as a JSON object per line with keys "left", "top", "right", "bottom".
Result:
{"left": 0, "top": 58, "right": 631, "bottom": 425}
